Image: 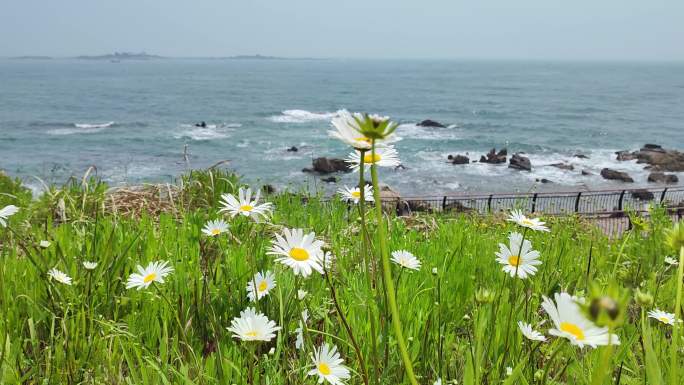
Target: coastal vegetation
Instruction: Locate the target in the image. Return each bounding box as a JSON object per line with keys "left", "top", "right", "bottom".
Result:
{"left": 0, "top": 113, "right": 683, "bottom": 384}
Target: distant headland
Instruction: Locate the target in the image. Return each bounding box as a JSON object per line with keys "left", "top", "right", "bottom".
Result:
{"left": 75, "top": 51, "right": 164, "bottom": 61}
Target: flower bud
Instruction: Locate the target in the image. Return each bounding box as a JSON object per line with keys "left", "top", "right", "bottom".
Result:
{"left": 635, "top": 289, "right": 654, "bottom": 307}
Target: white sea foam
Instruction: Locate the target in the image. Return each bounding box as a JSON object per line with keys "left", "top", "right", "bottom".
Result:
{"left": 397, "top": 123, "right": 461, "bottom": 140}
{"left": 174, "top": 122, "right": 241, "bottom": 141}
{"left": 74, "top": 121, "right": 115, "bottom": 129}
{"left": 47, "top": 122, "right": 115, "bottom": 136}
{"left": 268, "top": 109, "right": 342, "bottom": 123}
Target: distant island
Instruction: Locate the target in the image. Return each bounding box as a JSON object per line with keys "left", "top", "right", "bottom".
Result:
{"left": 10, "top": 56, "right": 52, "bottom": 60}
{"left": 75, "top": 51, "right": 163, "bottom": 61}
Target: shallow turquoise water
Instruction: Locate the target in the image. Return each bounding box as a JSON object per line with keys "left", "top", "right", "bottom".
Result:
{"left": 1, "top": 58, "right": 683, "bottom": 194}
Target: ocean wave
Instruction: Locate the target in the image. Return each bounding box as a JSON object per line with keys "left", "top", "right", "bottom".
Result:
{"left": 268, "top": 109, "right": 342, "bottom": 123}
{"left": 75, "top": 121, "right": 115, "bottom": 129}
{"left": 398, "top": 123, "right": 461, "bottom": 140}
{"left": 46, "top": 122, "right": 116, "bottom": 136}
{"left": 174, "top": 123, "right": 241, "bottom": 141}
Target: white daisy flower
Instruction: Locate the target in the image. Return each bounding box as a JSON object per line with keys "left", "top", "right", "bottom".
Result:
{"left": 346, "top": 146, "right": 401, "bottom": 172}
{"left": 329, "top": 110, "right": 400, "bottom": 150}
{"left": 39, "top": 240, "right": 51, "bottom": 248}
{"left": 495, "top": 232, "right": 542, "bottom": 279}
{"left": 83, "top": 261, "right": 98, "bottom": 270}
{"left": 227, "top": 307, "right": 280, "bottom": 342}
{"left": 307, "top": 343, "right": 351, "bottom": 385}
{"left": 202, "top": 219, "right": 229, "bottom": 237}
{"left": 267, "top": 228, "right": 325, "bottom": 277}
{"left": 246, "top": 270, "right": 276, "bottom": 301}
{"left": 298, "top": 289, "right": 308, "bottom": 300}
{"left": 541, "top": 292, "right": 620, "bottom": 348}
{"left": 391, "top": 250, "right": 421, "bottom": 271}
{"left": 433, "top": 379, "right": 442, "bottom": 385}
{"left": 125, "top": 260, "right": 174, "bottom": 290}
{"left": 507, "top": 210, "right": 550, "bottom": 232}
{"left": 648, "top": 309, "right": 678, "bottom": 326}
{"left": 48, "top": 268, "right": 72, "bottom": 285}
{"left": 0, "top": 205, "right": 19, "bottom": 227}
{"left": 506, "top": 367, "right": 513, "bottom": 376}
{"left": 337, "top": 186, "right": 374, "bottom": 204}
{"left": 664, "top": 257, "right": 679, "bottom": 266}
{"left": 219, "top": 187, "right": 273, "bottom": 220}
{"left": 295, "top": 309, "right": 309, "bottom": 350}
{"left": 517, "top": 321, "right": 547, "bottom": 342}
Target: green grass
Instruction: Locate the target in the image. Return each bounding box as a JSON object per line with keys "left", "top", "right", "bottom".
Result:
{"left": 0, "top": 169, "right": 681, "bottom": 384}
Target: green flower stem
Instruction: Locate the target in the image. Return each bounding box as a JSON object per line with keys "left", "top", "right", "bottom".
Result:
{"left": 540, "top": 340, "right": 563, "bottom": 385}
{"left": 590, "top": 326, "right": 614, "bottom": 385}
{"left": 357, "top": 150, "right": 381, "bottom": 385}
{"left": 500, "top": 228, "right": 528, "bottom": 370}
{"left": 671, "top": 245, "right": 684, "bottom": 385}
{"left": 369, "top": 141, "right": 419, "bottom": 385}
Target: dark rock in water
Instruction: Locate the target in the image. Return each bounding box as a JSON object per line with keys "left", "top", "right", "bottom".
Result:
{"left": 616, "top": 150, "right": 636, "bottom": 161}
{"left": 643, "top": 143, "right": 664, "bottom": 151}
{"left": 509, "top": 153, "right": 531, "bottom": 171}
{"left": 417, "top": 119, "right": 446, "bottom": 128}
{"left": 550, "top": 163, "right": 574, "bottom": 171}
{"left": 573, "top": 154, "right": 589, "bottom": 159}
{"left": 321, "top": 176, "right": 338, "bottom": 183}
{"left": 536, "top": 178, "right": 552, "bottom": 183}
{"left": 581, "top": 169, "right": 592, "bottom": 176}
{"left": 600, "top": 168, "right": 634, "bottom": 182}
{"left": 287, "top": 146, "right": 298, "bottom": 152}
{"left": 480, "top": 148, "right": 507, "bottom": 164}
{"left": 648, "top": 172, "right": 679, "bottom": 184}
{"left": 448, "top": 154, "right": 470, "bottom": 164}
{"left": 262, "top": 184, "right": 276, "bottom": 194}
{"left": 303, "top": 157, "right": 351, "bottom": 174}
{"left": 631, "top": 189, "right": 654, "bottom": 201}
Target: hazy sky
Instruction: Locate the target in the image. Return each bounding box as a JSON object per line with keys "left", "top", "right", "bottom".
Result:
{"left": 2, "top": 0, "right": 683, "bottom": 60}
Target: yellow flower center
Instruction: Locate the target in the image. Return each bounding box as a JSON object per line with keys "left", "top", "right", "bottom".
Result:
{"left": 363, "top": 153, "right": 382, "bottom": 163}
{"left": 258, "top": 280, "right": 268, "bottom": 292}
{"left": 211, "top": 228, "right": 221, "bottom": 235}
{"left": 246, "top": 331, "right": 258, "bottom": 337}
{"left": 560, "top": 322, "right": 585, "bottom": 341}
{"left": 508, "top": 255, "right": 521, "bottom": 266}
{"left": 240, "top": 205, "right": 253, "bottom": 212}
{"left": 318, "top": 363, "right": 332, "bottom": 376}
{"left": 659, "top": 316, "right": 670, "bottom": 323}
{"left": 289, "top": 247, "right": 309, "bottom": 261}
{"left": 143, "top": 273, "right": 157, "bottom": 283}
{"left": 521, "top": 218, "right": 535, "bottom": 226}
{"left": 351, "top": 191, "right": 361, "bottom": 198}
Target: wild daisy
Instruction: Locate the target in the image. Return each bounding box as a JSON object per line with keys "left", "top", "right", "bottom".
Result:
{"left": 338, "top": 185, "right": 374, "bottom": 204}
{"left": 495, "top": 232, "right": 542, "bottom": 279}
{"left": 329, "top": 110, "right": 400, "bottom": 150}
{"left": 39, "top": 240, "right": 51, "bottom": 248}
{"left": 297, "top": 289, "right": 308, "bottom": 300}
{"left": 295, "top": 309, "right": 309, "bottom": 350}
{"left": 0, "top": 205, "right": 19, "bottom": 227}
{"left": 433, "top": 379, "right": 442, "bottom": 385}
{"left": 126, "top": 261, "right": 174, "bottom": 290}
{"left": 507, "top": 210, "right": 550, "bottom": 232}
{"left": 202, "top": 219, "right": 229, "bottom": 237}
{"left": 246, "top": 270, "right": 276, "bottom": 301}
{"left": 541, "top": 292, "right": 620, "bottom": 348}
{"left": 83, "top": 261, "right": 98, "bottom": 270}
{"left": 517, "top": 321, "right": 547, "bottom": 342}
{"left": 648, "top": 309, "right": 677, "bottom": 326}
{"left": 219, "top": 187, "right": 273, "bottom": 220}
{"left": 346, "top": 146, "right": 401, "bottom": 172}
{"left": 268, "top": 228, "right": 325, "bottom": 277}
{"left": 664, "top": 256, "right": 679, "bottom": 266}
{"left": 307, "top": 343, "right": 351, "bottom": 385}
{"left": 391, "top": 250, "right": 421, "bottom": 271}
{"left": 227, "top": 307, "right": 280, "bottom": 342}
{"left": 48, "top": 268, "right": 72, "bottom": 285}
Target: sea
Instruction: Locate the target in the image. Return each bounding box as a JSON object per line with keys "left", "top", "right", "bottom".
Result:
{"left": 1, "top": 58, "right": 683, "bottom": 196}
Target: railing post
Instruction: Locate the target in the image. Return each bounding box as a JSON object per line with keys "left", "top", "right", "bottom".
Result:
{"left": 574, "top": 191, "right": 582, "bottom": 213}
{"left": 487, "top": 194, "right": 493, "bottom": 212}
{"left": 442, "top": 196, "right": 447, "bottom": 211}
{"left": 660, "top": 188, "right": 668, "bottom": 204}
{"left": 618, "top": 190, "right": 626, "bottom": 211}
{"left": 531, "top": 193, "right": 538, "bottom": 213}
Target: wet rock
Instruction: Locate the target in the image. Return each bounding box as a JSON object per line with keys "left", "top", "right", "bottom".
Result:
{"left": 417, "top": 119, "right": 446, "bottom": 128}
{"left": 616, "top": 150, "right": 636, "bottom": 161}
{"left": 379, "top": 185, "right": 401, "bottom": 201}
{"left": 480, "top": 148, "right": 507, "bottom": 164}
{"left": 448, "top": 154, "right": 470, "bottom": 164}
{"left": 550, "top": 163, "right": 574, "bottom": 171}
{"left": 581, "top": 169, "right": 593, "bottom": 176}
{"left": 600, "top": 168, "right": 634, "bottom": 182}
{"left": 262, "top": 184, "right": 276, "bottom": 194}
{"left": 616, "top": 144, "right": 684, "bottom": 172}
{"left": 509, "top": 153, "right": 531, "bottom": 171}
{"left": 631, "top": 189, "right": 654, "bottom": 201}
{"left": 535, "top": 178, "right": 552, "bottom": 183}
{"left": 321, "top": 176, "right": 338, "bottom": 183}
{"left": 303, "top": 157, "right": 351, "bottom": 174}
{"left": 573, "top": 154, "right": 589, "bottom": 159}
{"left": 647, "top": 172, "right": 679, "bottom": 184}
{"left": 287, "top": 146, "right": 298, "bottom": 152}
